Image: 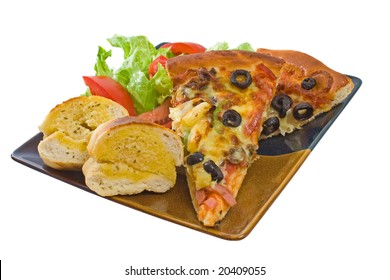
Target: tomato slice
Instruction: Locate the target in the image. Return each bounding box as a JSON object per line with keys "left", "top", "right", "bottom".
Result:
{"left": 148, "top": 55, "right": 168, "bottom": 78}
{"left": 137, "top": 98, "right": 172, "bottom": 128}
{"left": 83, "top": 76, "right": 137, "bottom": 116}
{"left": 159, "top": 42, "right": 206, "bottom": 55}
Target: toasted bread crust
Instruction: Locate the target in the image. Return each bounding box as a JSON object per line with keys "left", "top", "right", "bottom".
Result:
{"left": 83, "top": 116, "right": 184, "bottom": 196}
{"left": 38, "top": 95, "right": 129, "bottom": 170}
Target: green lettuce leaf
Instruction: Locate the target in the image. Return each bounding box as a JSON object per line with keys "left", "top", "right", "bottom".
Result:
{"left": 207, "top": 42, "right": 230, "bottom": 50}
{"left": 94, "top": 46, "right": 113, "bottom": 77}
{"left": 92, "top": 35, "right": 174, "bottom": 114}
{"left": 207, "top": 41, "right": 254, "bottom": 52}
{"left": 234, "top": 42, "right": 254, "bottom": 51}
{"left": 151, "top": 63, "right": 173, "bottom": 104}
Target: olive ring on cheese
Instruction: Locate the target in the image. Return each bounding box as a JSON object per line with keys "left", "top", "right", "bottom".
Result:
{"left": 271, "top": 93, "right": 293, "bottom": 118}
{"left": 230, "top": 69, "right": 252, "bottom": 89}
{"left": 262, "top": 117, "right": 280, "bottom": 136}
{"left": 222, "top": 109, "right": 242, "bottom": 127}
{"left": 301, "top": 77, "right": 317, "bottom": 90}
{"left": 293, "top": 102, "right": 314, "bottom": 120}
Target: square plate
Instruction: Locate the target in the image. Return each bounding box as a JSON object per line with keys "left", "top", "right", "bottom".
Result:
{"left": 11, "top": 76, "right": 362, "bottom": 240}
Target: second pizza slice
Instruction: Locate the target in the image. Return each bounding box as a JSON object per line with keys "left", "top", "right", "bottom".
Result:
{"left": 167, "top": 50, "right": 285, "bottom": 226}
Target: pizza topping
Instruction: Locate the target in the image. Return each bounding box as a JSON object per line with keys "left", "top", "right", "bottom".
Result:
{"left": 203, "top": 196, "right": 218, "bottom": 209}
{"left": 195, "top": 188, "right": 207, "bottom": 204}
{"left": 293, "top": 102, "right": 314, "bottom": 120}
{"left": 230, "top": 69, "right": 252, "bottom": 89}
{"left": 222, "top": 109, "right": 242, "bottom": 127}
{"left": 301, "top": 77, "right": 317, "bottom": 90}
{"left": 209, "top": 67, "right": 217, "bottom": 76}
{"left": 185, "top": 68, "right": 213, "bottom": 90}
{"left": 227, "top": 146, "right": 246, "bottom": 164}
{"left": 186, "top": 152, "right": 205, "bottom": 165}
{"left": 271, "top": 93, "right": 293, "bottom": 118}
{"left": 244, "top": 108, "right": 263, "bottom": 136}
{"left": 213, "top": 184, "right": 237, "bottom": 206}
{"left": 262, "top": 117, "right": 280, "bottom": 136}
{"left": 203, "top": 160, "right": 224, "bottom": 182}
{"left": 196, "top": 186, "right": 237, "bottom": 208}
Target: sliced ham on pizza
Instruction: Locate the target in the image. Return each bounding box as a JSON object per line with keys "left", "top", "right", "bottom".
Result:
{"left": 167, "top": 50, "right": 285, "bottom": 226}
{"left": 257, "top": 48, "right": 354, "bottom": 138}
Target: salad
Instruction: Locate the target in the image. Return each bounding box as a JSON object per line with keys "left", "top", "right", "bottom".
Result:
{"left": 83, "top": 35, "right": 254, "bottom": 125}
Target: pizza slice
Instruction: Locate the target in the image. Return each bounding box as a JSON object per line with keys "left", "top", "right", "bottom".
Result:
{"left": 166, "top": 50, "right": 285, "bottom": 226}
{"left": 257, "top": 48, "right": 354, "bottom": 138}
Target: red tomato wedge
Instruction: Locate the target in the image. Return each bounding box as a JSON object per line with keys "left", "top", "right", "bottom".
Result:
{"left": 83, "top": 76, "right": 137, "bottom": 116}
{"left": 148, "top": 55, "right": 168, "bottom": 78}
{"left": 159, "top": 42, "right": 206, "bottom": 55}
{"left": 137, "top": 98, "right": 172, "bottom": 128}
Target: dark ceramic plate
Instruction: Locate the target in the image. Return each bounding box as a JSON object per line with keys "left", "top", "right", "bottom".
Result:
{"left": 11, "top": 76, "right": 362, "bottom": 240}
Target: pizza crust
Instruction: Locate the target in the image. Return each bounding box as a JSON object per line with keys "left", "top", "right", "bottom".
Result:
{"left": 257, "top": 48, "right": 354, "bottom": 138}
{"left": 257, "top": 48, "right": 353, "bottom": 108}
{"left": 168, "top": 50, "right": 285, "bottom": 77}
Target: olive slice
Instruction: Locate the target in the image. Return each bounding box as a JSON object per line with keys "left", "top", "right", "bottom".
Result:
{"left": 230, "top": 69, "right": 252, "bottom": 89}
{"left": 293, "top": 102, "right": 314, "bottom": 120}
{"left": 222, "top": 109, "right": 242, "bottom": 127}
{"left": 262, "top": 117, "right": 280, "bottom": 136}
{"left": 186, "top": 152, "right": 204, "bottom": 165}
{"left": 301, "top": 77, "right": 317, "bottom": 90}
{"left": 271, "top": 93, "right": 293, "bottom": 118}
{"left": 203, "top": 160, "right": 224, "bottom": 182}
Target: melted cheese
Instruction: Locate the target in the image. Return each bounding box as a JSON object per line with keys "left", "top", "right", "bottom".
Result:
{"left": 169, "top": 67, "right": 269, "bottom": 193}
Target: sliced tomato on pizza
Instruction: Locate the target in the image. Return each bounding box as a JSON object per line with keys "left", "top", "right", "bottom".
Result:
{"left": 167, "top": 50, "right": 285, "bottom": 226}
{"left": 256, "top": 49, "right": 354, "bottom": 138}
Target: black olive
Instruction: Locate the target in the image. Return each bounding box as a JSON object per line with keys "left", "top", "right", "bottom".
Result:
{"left": 262, "top": 117, "right": 280, "bottom": 136}
{"left": 293, "top": 102, "right": 314, "bottom": 120}
{"left": 186, "top": 152, "right": 204, "bottom": 165}
{"left": 271, "top": 93, "right": 293, "bottom": 118}
{"left": 301, "top": 77, "right": 316, "bottom": 90}
{"left": 203, "top": 160, "right": 224, "bottom": 182}
{"left": 155, "top": 42, "right": 170, "bottom": 49}
{"left": 222, "top": 109, "right": 242, "bottom": 127}
{"left": 230, "top": 69, "right": 252, "bottom": 89}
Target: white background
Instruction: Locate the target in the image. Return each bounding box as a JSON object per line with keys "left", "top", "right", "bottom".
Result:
{"left": 1, "top": 0, "right": 389, "bottom": 279}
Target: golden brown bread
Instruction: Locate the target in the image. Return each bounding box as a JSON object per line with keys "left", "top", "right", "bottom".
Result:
{"left": 38, "top": 95, "right": 129, "bottom": 170}
{"left": 83, "top": 116, "right": 184, "bottom": 196}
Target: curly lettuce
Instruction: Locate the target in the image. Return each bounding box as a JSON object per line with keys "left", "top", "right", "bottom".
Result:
{"left": 93, "top": 35, "right": 174, "bottom": 114}
{"left": 207, "top": 41, "right": 254, "bottom": 51}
